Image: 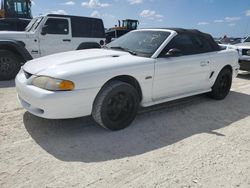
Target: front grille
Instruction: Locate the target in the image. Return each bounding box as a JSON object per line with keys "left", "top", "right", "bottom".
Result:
{"left": 242, "top": 49, "right": 250, "bottom": 56}
{"left": 24, "top": 70, "right": 32, "bottom": 79}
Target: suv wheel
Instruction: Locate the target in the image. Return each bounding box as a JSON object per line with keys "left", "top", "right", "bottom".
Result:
{"left": 92, "top": 81, "right": 139, "bottom": 131}
{"left": 0, "top": 50, "right": 21, "bottom": 80}
{"left": 210, "top": 68, "right": 232, "bottom": 100}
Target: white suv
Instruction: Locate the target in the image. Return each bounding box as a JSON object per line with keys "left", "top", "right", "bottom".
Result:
{"left": 0, "top": 14, "right": 105, "bottom": 80}
{"left": 235, "top": 36, "right": 250, "bottom": 71}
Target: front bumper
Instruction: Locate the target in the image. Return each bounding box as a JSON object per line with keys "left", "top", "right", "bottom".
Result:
{"left": 238, "top": 48, "right": 250, "bottom": 71}
{"left": 15, "top": 69, "right": 99, "bottom": 119}
{"left": 239, "top": 60, "right": 250, "bottom": 71}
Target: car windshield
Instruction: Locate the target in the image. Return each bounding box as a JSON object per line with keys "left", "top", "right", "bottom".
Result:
{"left": 25, "top": 16, "right": 43, "bottom": 32}
{"left": 107, "top": 30, "right": 170, "bottom": 57}
{"left": 244, "top": 36, "right": 250, "bottom": 43}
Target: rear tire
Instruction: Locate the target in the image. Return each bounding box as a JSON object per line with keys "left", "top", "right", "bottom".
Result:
{"left": 210, "top": 68, "right": 232, "bottom": 100}
{"left": 92, "top": 81, "right": 139, "bottom": 131}
{"left": 0, "top": 50, "right": 21, "bottom": 81}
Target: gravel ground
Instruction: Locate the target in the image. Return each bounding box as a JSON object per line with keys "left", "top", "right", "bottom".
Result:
{"left": 0, "top": 72, "right": 250, "bottom": 188}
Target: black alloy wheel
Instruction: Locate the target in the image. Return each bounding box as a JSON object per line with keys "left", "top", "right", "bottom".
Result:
{"left": 210, "top": 68, "right": 232, "bottom": 100}
{"left": 106, "top": 91, "right": 135, "bottom": 122}
{"left": 218, "top": 74, "right": 231, "bottom": 96}
{"left": 92, "top": 80, "right": 139, "bottom": 131}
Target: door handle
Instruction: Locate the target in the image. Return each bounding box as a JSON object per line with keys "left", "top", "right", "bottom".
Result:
{"left": 200, "top": 61, "right": 209, "bottom": 67}
{"left": 63, "top": 39, "right": 71, "bottom": 42}
{"left": 31, "top": 50, "right": 39, "bottom": 54}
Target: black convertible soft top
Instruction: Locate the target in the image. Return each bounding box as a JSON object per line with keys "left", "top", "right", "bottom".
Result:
{"left": 164, "top": 28, "right": 221, "bottom": 51}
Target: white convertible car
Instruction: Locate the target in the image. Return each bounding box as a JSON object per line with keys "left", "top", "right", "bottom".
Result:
{"left": 16, "top": 28, "right": 239, "bottom": 130}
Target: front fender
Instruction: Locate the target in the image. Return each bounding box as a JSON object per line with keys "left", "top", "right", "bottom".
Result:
{"left": 0, "top": 40, "right": 32, "bottom": 61}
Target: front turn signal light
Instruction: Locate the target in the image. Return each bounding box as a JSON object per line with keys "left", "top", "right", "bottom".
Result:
{"left": 32, "top": 76, "right": 75, "bottom": 91}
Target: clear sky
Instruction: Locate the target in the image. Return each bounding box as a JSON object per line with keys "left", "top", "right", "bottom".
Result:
{"left": 31, "top": 0, "right": 250, "bottom": 37}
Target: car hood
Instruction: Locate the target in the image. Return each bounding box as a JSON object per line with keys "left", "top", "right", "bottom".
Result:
{"left": 23, "top": 49, "right": 150, "bottom": 77}
{"left": 0, "top": 31, "right": 29, "bottom": 39}
{"left": 234, "top": 42, "right": 250, "bottom": 48}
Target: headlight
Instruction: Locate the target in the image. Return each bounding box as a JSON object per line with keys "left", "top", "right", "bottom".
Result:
{"left": 32, "top": 76, "right": 75, "bottom": 91}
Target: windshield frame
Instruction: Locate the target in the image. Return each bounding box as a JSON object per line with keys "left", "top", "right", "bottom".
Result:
{"left": 25, "top": 16, "right": 44, "bottom": 32}
{"left": 107, "top": 30, "right": 171, "bottom": 58}
{"left": 244, "top": 36, "right": 250, "bottom": 43}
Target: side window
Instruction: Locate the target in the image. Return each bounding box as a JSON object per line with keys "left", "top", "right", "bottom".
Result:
{"left": 192, "top": 36, "right": 213, "bottom": 53}
{"left": 44, "top": 18, "right": 69, "bottom": 35}
{"left": 71, "top": 17, "right": 91, "bottom": 37}
{"left": 91, "top": 19, "right": 105, "bottom": 38}
{"left": 160, "top": 34, "right": 197, "bottom": 56}
{"left": 71, "top": 17, "right": 105, "bottom": 38}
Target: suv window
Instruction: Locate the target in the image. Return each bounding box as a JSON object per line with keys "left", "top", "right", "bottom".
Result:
{"left": 71, "top": 17, "right": 105, "bottom": 38}
{"left": 44, "top": 18, "right": 69, "bottom": 35}
{"left": 160, "top": 34, "right": 197, "bottom": 56}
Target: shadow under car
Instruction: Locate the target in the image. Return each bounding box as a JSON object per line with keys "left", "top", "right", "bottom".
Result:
{"left": 23, "top": 91, "right": 250, "bottom": 163}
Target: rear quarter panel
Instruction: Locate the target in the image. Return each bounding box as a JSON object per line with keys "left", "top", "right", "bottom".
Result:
{"left": 209, "top": 49, "right": 239, "bottom": 87}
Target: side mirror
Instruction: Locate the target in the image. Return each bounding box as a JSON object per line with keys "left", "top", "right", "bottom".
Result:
{"left": 166, "top": 48, "right": 182, "bottom": 57}
{"left": 105, "top": 36, "right": 112, "bottom": 44}
{"left": 41, "top": 25, "right": 48, "bottom": 35}
{"left": 100, "top": 40, "right": 104, "bottom": 46}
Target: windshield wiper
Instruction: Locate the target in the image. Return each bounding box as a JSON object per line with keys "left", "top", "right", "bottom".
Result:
{"left": 110, "top": 46, "right": 137, "bottom": 55}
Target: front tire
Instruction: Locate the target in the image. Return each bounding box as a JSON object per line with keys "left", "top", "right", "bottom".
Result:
{"left": 210, "top": 68, "right": 232, "bottom": 100}
{"left": 92, "top": 81, "right": 139, "bottom": 131}
{"left": 0, "top": 50, "right": 21, "bottom": 81}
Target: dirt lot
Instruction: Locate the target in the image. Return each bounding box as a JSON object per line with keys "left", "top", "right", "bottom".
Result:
{"left": 1, "top": 72, "right": 250, "bottom": 188}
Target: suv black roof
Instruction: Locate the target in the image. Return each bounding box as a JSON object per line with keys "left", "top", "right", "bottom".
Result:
{"left": 47, "top": 14, "right": 103, "bottom": 21}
